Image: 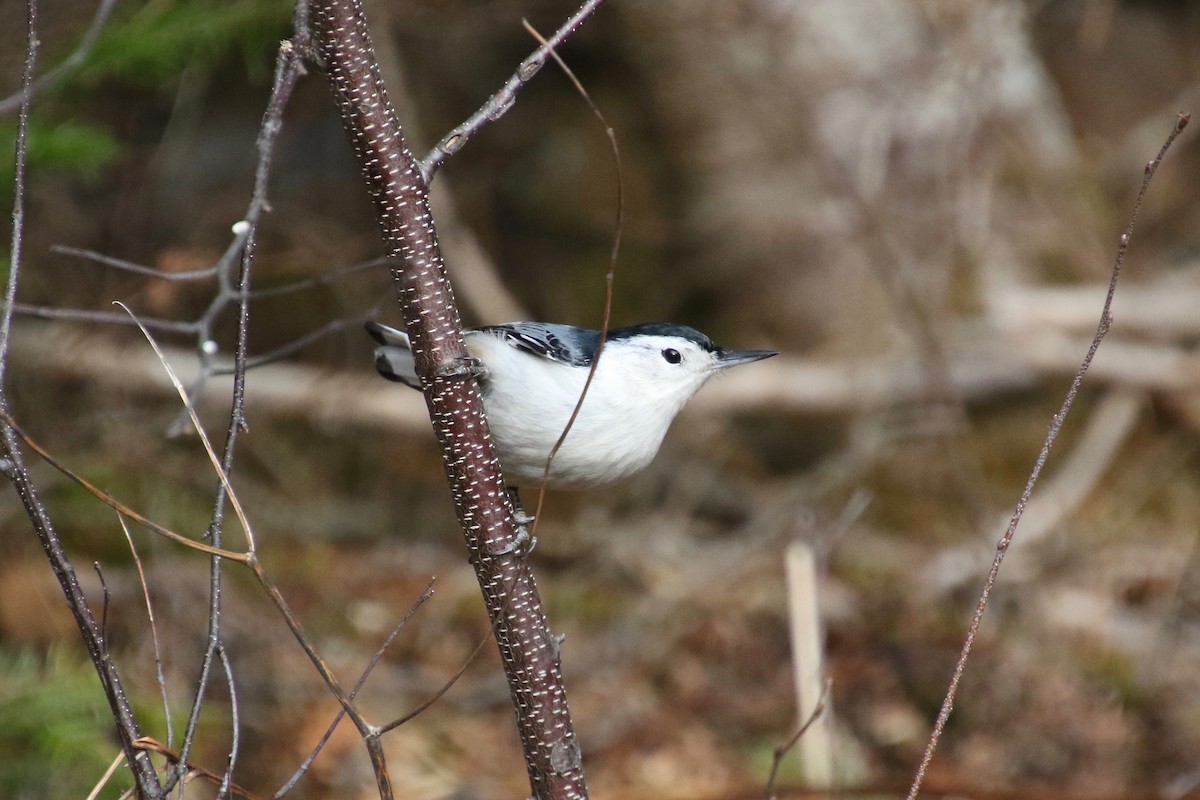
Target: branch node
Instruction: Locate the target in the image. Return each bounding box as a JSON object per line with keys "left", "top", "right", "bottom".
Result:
{"left": 549, "top": 739, "right": 582, "bottom": 774}
{"left": 518, "top": 57, "right": 544, "bottom": 81}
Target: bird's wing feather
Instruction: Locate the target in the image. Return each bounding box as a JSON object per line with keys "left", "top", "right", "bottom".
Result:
{"left": 475, "top": 322, "right": 600, "bottom": 367}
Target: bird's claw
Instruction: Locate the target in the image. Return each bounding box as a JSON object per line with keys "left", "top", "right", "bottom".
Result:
{"left": 485, "top": 526, "right": 537, "bottom": 557}
{"left": 437, "top": 355, "right": 487, "bottom": 381}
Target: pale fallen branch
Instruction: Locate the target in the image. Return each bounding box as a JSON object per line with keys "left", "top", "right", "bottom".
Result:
{"left": 989, "top": 281, "right": 1200, "bottom": 338}
{"left": 15, "top": 320, "right": 1200, "bottom": 431}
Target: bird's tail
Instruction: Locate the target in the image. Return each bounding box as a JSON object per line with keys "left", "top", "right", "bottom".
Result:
{"left": 364, "top": 321, "right": 421, "bottom": 389}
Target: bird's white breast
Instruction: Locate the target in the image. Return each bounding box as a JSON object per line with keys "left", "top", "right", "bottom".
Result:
{"left": 466, "top": 332, "right": 701, "bottom": 488}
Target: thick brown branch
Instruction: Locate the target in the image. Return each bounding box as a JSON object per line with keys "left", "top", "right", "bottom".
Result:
{"left": 310, "top": 1, "right": 587, "bottom": 797}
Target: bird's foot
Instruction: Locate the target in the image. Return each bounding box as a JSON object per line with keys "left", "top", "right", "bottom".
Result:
{"left": 437, "top": 355, "right": 487, "bottom": 381}
{"left": 485, "top": 526, "right": 537, "bottom": 557}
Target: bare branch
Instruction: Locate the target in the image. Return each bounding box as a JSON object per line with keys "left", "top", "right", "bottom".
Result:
{"left": 11, "top": 302, "right": 202, "bottom": 333}
{"left": 765, "top": 681, "right": 830, "bottom": 800}
{"left": 169, "top": 12, "right": 312, "bottom": 785}
{"left": 905, "top": 111, "right": 1191, "bottom": 800}
{"left": 217, "top": 644, "right": 242, "bottom": 799}
{"left": 378, "top": 629, "right": 491, "bottom": 735}
{"left": 221, "top": 306, "right": 384, "bottom": 373}
{"left": 122, "top": 302, "right": 257, "bottom": 552}
{"left": 419, "top": 0, "right": 606, "bottom": 181}
{"left": 0, "top": 1, "right": 38, "bottom": 384}
{"left": 273, "top": 580, "right": 436, "bottom": 799}
{"left": 0, "top": 3, "right": 163, "bottom": 793}
{"left": 312, "top": 0, "right": 589, "bottom": 795}
{"left": 51, "top": 244, "right": 220, "bottom": 281}
{"left": 117, "top": 515, "right": 175, "bottom": 748}
{"left": 0, "top": 0, "right": 119, "bottom": 114}
{"left": 246, "top": 256, "right": 390, "bottom": 298}
{"left": 1, "top": 411, "right": 248, "bottom": 560}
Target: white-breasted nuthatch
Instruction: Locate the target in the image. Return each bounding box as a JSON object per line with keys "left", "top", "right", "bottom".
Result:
{"left": 366, "top": 320, "right": 777, "bottom": 489}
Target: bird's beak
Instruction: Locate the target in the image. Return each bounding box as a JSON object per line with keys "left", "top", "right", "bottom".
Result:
{"left": 716, "top": 348, "right": 779, "bottom": 368}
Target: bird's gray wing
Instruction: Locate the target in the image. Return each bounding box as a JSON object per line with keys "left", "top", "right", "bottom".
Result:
{"left": 475, "top": 322, "right": 600, "bottom": 367}
{"left": 364, "top": 321, "right": 420, "bottom": 388}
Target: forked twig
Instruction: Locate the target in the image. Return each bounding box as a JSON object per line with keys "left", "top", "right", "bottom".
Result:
{"left": 272, "top": 579, "right": 436, "bottom": 798}
{"left": 905, "top": 112, "right": 1191, "bottom": 800}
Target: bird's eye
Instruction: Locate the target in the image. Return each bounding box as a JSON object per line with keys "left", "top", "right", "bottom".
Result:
{"left": 662, "top": 348, "right": 682, "bottom": 364}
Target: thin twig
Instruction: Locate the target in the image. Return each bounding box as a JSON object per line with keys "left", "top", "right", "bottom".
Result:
{"left": 168, "top": 18, "right": 310, "bottom": 788}
{"left": 224, "top": 309, "right": 382, "bottom": 373}
{"left": 0, "top": 0, "right": 39, "bottom": 386}
{"left": 94, "top": 561, "right": 111, "bottom": 659}
{"left": 51, "top": 244, "right": 220, "bottom": 281}
{"left": 217, "top": 644, "right": 241, "bottom": 799}
{"left": 249, "top": 562, "right": 374, "bottom": 737}
{"left": 10, "top": 303, "right": 202, "bottom": 333}
{"left": 378, "top": 628, "right": 492, "bottom": 735}
{"left": 419, "top": 0, "right": 606, "bottom": 181}
{"left": 524, "top": 19, "right": 622, "bottom": 536}
{"left": 246, "top": 256, "right": 391, "bottom": 298}
{"left": 905, "top": 112, "right": 1191, "bottom": 800}
{"left": 272, "top": 579, "right": 436, "bottom": 798}
{"left": 0, "top": 0, "right": 120, "bottom": 114}
{"left": 0, "top": 411, "right": 247, "bottom": 560}
{"left": 121, "top": 302, "right": 257, "bottom": 552}
{"left": 765, "top": 680, "right": 830, "bottom": 800}
{"left": 117, "top": 515, "right": 175, "bottom": 748}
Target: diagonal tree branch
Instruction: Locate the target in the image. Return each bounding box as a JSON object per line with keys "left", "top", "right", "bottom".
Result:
{"left": 905, "top": 111, "right": 1191, "bottom": 800}
{"left": 0, "top": 0, "right": 163, "bottom": 795}
{"left": 311, "top": 1, "right": 588, "bottom": 797}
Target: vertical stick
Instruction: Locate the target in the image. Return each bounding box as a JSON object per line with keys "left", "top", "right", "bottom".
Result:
{"left": 786, "top": 542, "right": 833, "bottom": 788}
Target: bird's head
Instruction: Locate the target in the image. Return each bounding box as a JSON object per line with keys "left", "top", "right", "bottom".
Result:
{"left": 601, "top": 324, "right": 777, "bottom": 409}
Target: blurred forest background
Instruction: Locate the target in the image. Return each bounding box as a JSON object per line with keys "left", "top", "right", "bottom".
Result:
{"left": 3, "top": 0, "right": 1200, "bottom": 797}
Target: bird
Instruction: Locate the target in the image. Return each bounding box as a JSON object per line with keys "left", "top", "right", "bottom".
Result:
{"left": 366, "top": 320, "right": 777, "bottom": 490}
